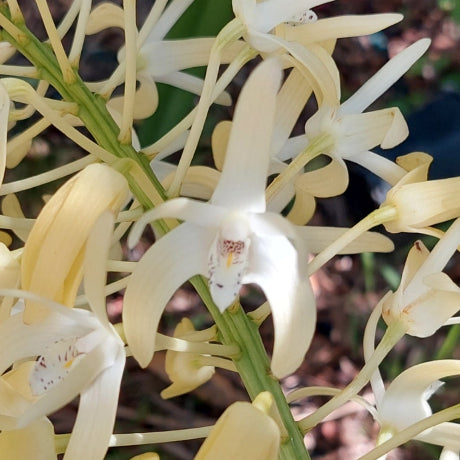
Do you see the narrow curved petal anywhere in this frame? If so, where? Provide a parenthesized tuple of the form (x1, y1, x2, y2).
(281, 13, 403, 44)
(161, 166, 219, 201)
(299, 226, 394, 254)
(340, 39, 431, 114)
(64, 350, 125, 460)
(244, 235, 315, 378)
(211, 58, 282, 212)
(347, 151, 406, 185)
(123, 223, 212, 367)
(86, 3, 125, 34)
(156, 71, 231, 106)
(128, 198, 226, 248)
(211, 120, 231, 172)
(379, 360, 460, 431)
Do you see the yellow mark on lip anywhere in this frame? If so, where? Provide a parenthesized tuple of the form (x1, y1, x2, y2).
(226, 252, 233, 268)
(64, 359, 74, 369)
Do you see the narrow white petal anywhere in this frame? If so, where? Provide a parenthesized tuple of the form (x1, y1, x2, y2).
(244, 235, 315, 377)
(147, 0, 195, 40)
(340, 38, 431, 114)
(128, 198, 226, 248)
(156, 71, 231, 105)
(123, 223, 212, 367)
(64, 350, 125, 460)
(211, 58, 282, 212)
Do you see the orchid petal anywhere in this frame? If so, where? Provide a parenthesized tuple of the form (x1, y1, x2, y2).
(146, 0, 195, 41)
(276, 134, 309, 162)
(297, 157, 348, 197)
(298, 226, 394, 254)
(123, 223, 212, 367)
(64, 350, 125, 460)
(272, 67, 312, 155)
(280, 13, 403, 44)
(128, 198, 226, 248)
(244, 235, 315, 377)
(211, 121, 231, 172)
(347, 151, 406, 185)
(379, 360, 460, 431)
(338, 108, 408, 154)
(341, 39, 431, 114)
(161, 166, 220, 201)
(86, 3, 124, 34)
(211, 58, 282, 212)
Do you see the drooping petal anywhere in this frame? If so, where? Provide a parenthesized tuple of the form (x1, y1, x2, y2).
(63, 350, 125, 460)
(244, 234, 315, 378)
(123, 223, 212, 367)
(211, 58, 282, 212)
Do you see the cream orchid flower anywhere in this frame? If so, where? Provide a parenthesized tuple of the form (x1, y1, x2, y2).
(377, 361, 460, 454)
(123, 58, 315, 378)
(0, 212, 125, 460)
(266, 38, 430, 209)
(380, 218, 460, 338)
(86, 0, 239, 115)
(194, 391, 280, 460)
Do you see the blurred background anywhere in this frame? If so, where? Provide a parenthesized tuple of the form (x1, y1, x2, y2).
(6, 0, 460, 458)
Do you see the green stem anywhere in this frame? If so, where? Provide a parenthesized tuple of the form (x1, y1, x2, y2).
(1, 7, 310, 458)
(191, 276, 310, 460)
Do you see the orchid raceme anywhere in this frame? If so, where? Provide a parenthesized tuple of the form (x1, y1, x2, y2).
(195, 391, 280, 460)
(0, 212, 125, 460)
(124, 58, 315, 379)
(377, 360, 460, 452)
(20, 163, 129, 323)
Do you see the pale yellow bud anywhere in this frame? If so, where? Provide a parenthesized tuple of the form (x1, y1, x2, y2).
(194, 392, 280, 460)
(21, 163, 129, 323)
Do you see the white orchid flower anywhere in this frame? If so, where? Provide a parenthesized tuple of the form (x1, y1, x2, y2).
(0, 212, 125, 460)
(381, 217, 460, 338)
(377, 360, 460, 454)
(123, 58, 315, 378)
(300, 38, 431, 194)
